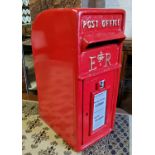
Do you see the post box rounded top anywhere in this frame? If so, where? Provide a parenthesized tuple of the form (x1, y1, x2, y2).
(33, 8, 125, 23)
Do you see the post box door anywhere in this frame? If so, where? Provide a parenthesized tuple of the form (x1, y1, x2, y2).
(82, 70, 117, 144)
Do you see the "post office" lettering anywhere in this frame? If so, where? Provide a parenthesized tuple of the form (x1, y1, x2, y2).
(82, 19, 120, 29)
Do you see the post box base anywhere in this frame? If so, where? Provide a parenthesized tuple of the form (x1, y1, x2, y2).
(74, 128, 113, 152)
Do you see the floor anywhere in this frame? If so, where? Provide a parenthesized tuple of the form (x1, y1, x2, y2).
(22, 100, 131, 155)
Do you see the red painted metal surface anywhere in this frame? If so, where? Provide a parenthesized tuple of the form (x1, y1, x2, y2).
(32, 8, 125, 151)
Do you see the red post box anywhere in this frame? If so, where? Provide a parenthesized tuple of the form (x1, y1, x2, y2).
(32, 8, 125, 151)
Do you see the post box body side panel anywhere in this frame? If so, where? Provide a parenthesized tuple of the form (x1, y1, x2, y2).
(31, 10, 79, 148)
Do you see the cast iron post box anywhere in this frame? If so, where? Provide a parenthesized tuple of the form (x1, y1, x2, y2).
(32, 8, 125, 151)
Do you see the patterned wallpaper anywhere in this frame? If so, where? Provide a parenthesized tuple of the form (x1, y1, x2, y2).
(22, 0, 31, 25)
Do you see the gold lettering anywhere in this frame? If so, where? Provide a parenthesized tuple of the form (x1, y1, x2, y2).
(82, 20, 87, 28)
(104, 53, 111, 67)
(89, 56, 97, 72)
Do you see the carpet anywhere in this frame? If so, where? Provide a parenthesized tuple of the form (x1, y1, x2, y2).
(22, 100, 131, 155)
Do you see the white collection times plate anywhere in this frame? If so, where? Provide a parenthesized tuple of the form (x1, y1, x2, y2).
(93, 90, 107, 131)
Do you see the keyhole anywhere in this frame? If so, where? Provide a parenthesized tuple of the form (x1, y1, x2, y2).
(86, 112, 88, 116)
